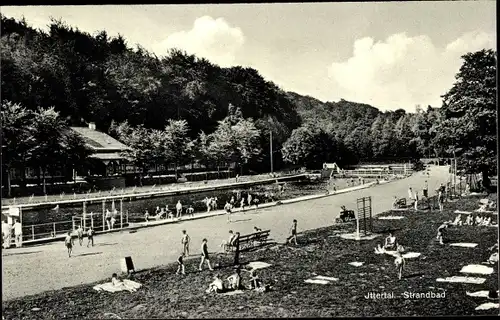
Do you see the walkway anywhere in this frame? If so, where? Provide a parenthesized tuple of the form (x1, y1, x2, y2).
(1, 167, 449, 301)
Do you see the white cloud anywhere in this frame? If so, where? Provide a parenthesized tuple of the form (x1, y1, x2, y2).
(327, 31, 496, 111)
(153, 16, 245, 67)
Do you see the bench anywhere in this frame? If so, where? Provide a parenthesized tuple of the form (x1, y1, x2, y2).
(237, 230, 271, 251)
(336, 210, 356, 223)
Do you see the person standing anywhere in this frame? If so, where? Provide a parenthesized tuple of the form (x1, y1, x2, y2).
(187, 205, 195, 217)
(199, 238, 214, 271)
(176, 200, 183, 219)
(286, 219, 298, 245)
(224, 201, 232, 223)
(64, 231, 74, 258)
(438, 190, 445, 212)
(76, 225, 84, 246)
(87, 226, 95, 247)
(181, 230, 190, 256)
(423, 180, 429, 198)
(247, 193, 253, 207)
(233, 231, 241, 266)
(414, 190, 419, 210)
(13, 219, 22, 248)
(105, 209, 112, 230)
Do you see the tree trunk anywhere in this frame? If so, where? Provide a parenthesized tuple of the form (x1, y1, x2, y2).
(7, 166, 12, 197)
(42, 167, 47, 195)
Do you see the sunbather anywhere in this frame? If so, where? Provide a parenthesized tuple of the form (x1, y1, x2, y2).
(206, 274, 225, 293)
(384, 233, 396, 250)
(451, 214, 461, 226)
(436, 223, 448, 245)
(227, 268, 242, 290)
(111, 273, 138, 292)
(465, 215, 473, 225)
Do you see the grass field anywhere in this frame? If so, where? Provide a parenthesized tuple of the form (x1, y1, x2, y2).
(2, 193, 497, 319)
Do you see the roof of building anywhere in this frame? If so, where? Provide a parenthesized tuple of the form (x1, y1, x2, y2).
(90, 152, 132, 161)
(70, 127, 130, 152)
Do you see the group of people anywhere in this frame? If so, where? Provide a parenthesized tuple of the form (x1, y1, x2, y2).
(144, 201, 195, 222)
(398, 181, 446, 211)
(450, 213, 494, 227)
(206, 267, 268, 294)
(2, 219, 23, 249)
(64, 225, 95, 257)
(175, 234, 214, 275)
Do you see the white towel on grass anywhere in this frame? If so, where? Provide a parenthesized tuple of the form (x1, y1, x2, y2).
(449, 243, 478, 248)
(454, 210, 472, 214)
(460, 264, 494, 275)
(304, 279, 330, 285)
(93, 279, 141, 293)
(466, 290, 499, 298)
(349, 262, 364, 267)
(475, 302, 499, 311)
(378, 216, 405, 220)
(436, 276, 485, 284)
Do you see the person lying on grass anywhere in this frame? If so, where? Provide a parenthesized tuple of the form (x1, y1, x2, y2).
(206, 274, 225, 293)
(451, 214, 462, 226)
(111, 273, 138, 292)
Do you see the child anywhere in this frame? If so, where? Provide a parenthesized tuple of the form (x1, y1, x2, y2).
(199, 238, 214, 271)
(144, 210, 150, 222)
(423, 180, 429, 198)
(64, 231, 73, 258)
(76, 225, 84, 246)
(253, 198, 260, 208)
(176, 253, 186, 275)
(176, 200, 183, 219)
(181, 230, 190, 256)
(87, 226, 95, 247)
(250, 269, 262, 289)
(286, 219, 298, 245)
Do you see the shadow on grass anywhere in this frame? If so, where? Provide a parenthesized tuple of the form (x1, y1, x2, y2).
(96, 243, 118, 247)
(2, 250, 43, 256)
(77, 252, 103, 257)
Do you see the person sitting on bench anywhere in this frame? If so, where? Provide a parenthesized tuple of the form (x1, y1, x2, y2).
(227, 267, 242, 290)
(392, 196, 400, 209)
(254, 226, 262, 232)
(206, 274, 225, 293)
(384, 233, 396, 250)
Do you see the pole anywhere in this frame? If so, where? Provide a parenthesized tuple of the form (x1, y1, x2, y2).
(102, 199, 105, 232)
(270, 131, 273, 174)
(120, 198, 123, 229)
(83, 201, 87, 230)
(32, 225, 35, 240)
(53, 222, 56, 237)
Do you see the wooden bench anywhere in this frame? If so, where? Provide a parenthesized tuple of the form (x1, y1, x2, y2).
(237, 230, 271, 251)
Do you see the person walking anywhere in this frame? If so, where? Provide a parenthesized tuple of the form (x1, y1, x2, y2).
(87, 226, 95, 247)
(199, 238, 214, 271)
(13, 219, 22, 248)
(76, 225, 84, 246)
(181, 230, 190, 256)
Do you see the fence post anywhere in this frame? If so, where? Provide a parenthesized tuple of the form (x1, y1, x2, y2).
(32, 225, 35, 240)
(120, 198, 123, 229)
(102, 199, 106, 232)
(53, 222, 56, 237)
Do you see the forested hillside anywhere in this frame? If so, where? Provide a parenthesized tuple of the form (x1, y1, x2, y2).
(1, 15, 497, 194)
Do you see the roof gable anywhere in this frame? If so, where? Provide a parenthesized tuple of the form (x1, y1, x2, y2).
(70, 127, 130, 152)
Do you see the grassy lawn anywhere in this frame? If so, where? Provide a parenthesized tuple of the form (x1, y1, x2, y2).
(2, 193, 498, 318)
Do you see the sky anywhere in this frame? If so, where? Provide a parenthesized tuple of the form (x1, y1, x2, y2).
(0, 2, 496, 112)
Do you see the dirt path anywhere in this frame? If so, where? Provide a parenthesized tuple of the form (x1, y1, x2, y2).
(1, 167, 449, 301)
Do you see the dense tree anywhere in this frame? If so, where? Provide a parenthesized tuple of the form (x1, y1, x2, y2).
(435, 49, 497, 181)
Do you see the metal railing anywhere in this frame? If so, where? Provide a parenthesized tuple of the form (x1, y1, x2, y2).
(2, 171, 301, 207)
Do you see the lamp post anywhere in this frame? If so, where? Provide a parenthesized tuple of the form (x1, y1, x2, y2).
(270, 131, 273, 174)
